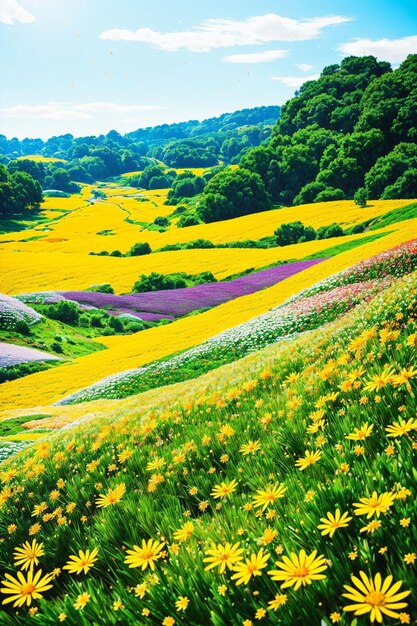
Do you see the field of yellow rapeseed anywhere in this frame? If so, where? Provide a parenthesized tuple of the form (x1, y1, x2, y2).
(1, 218, 416, 414)
(16, 155, 67, 163)
(121, 167, 215, 178)
(0, 231, 389, 295)
(1, 187, 411, 257)
(0, 178, 415, 295)
(123, 198, 412, 248)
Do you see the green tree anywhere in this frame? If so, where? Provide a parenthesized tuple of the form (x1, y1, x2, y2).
(365, 143, 417, 198)
(293, 182, 328, 205)
(0, 164, 43, 216)
(381, 170, 417, 199)
(7, 158, 45, 186)
(197, 168, 270, 223)
(274, 221, 316, 246)
(128, 242, 152, 256)
(314, 187, 345, 202)
(354, 187, 368, 207)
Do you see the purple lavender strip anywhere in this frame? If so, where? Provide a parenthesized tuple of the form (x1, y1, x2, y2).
(62, 259, 326, 318)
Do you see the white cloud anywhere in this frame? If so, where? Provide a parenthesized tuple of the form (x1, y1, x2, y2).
(222, 49, 288, 63)
(0, 102, 166, 120)
(271, 74, 320, 87)
(73, 102, 166, 113)
(100, 13, 353, 52)
(295, 63, 314, 71)
(338, 34, 417, 64)
(0, 0, 35, 25)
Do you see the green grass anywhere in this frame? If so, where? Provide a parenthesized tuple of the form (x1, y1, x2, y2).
(345, 201, 417, 236)
(221, 259, 297, 282)
(0, 214, 46, 234)
(20, 235, 46, 242)
(0, 273, 416, 625)
(96, 229, 115, 236)
(303, 231, 390, 260)
(0, 361, 58, 385)
(0, 414, 51, 437)
(369, 201, 417, 230)
(0, 317, 107, 361)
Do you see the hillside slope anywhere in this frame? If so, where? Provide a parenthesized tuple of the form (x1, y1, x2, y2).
(0, 265, 415, 625)
(1, 217, 416, 414)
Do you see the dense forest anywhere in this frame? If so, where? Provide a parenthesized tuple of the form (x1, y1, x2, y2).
(0, 105, 278, 179)
(264, 55, 417, 204)
(196, 54, 417, 222)
(0, 106, 278, 216)
(1, 55, 416, 220)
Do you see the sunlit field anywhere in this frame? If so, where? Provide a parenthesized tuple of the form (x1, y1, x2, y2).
(0, 266, 415, 624)
(1, 169, 417, 626)
(2, 14, 417, 624)
(1, 219, 416, 415)
(0, 181, 415, 295)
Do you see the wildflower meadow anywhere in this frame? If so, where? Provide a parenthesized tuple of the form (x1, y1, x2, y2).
(1, 45, 417, 624)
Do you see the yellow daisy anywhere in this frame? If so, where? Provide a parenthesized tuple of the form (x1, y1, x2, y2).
(343, 571, 410, 622)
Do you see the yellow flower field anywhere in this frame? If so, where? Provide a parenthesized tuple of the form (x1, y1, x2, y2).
(0, 269, 415, 624)
(1, 188, 411, 258)
(0, 308, 339, 426)
(0, 182, 415, 294)
(121, 167, 216, 177)
(1, 217, 416, 414)
(127, 198, 412, 248)
(16, 155, 67, 163)
(0, 230, 389, 295)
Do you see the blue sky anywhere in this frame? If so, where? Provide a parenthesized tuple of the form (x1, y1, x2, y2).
(1, 0, 416, 139)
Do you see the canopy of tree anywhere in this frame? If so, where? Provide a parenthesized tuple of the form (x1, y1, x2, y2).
(239, 55, 417, 205)
(0, 106, 280, 185)
(0, 164, 43, 216)
(197, 168, 271, 223)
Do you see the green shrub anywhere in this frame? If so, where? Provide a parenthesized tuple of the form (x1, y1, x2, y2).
(172, 205, 187, 215)
(128, 242, 152, 256)
(184, 239, 215, 249)
(88, 284, 115, 294)
(45, 301, 79, 325)
(108, 316, 123, 332)
(132, 271, 217, 293)
(274, 221, 317, 246)
(350, 223, 366, 234)
(90, 315, 104, 328)
(193, 271, 217, 285)
(132, 272, 187, 293)
(153, 216, 170, 227)
(14, 320, 31, 335)
(177, 214, 200, 228)
(317, 223, 345, 239)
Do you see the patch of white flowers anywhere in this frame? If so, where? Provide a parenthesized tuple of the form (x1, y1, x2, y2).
(0, 294, 42, 330)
